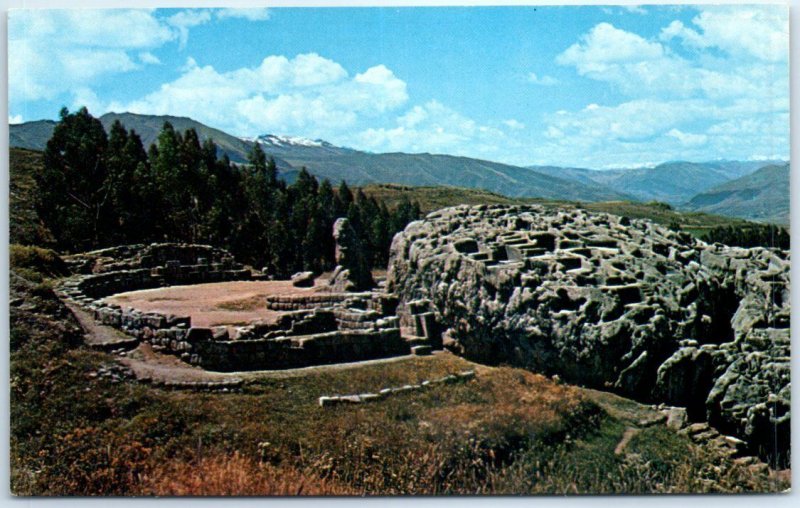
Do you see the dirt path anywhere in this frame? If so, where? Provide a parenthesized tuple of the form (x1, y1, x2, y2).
(581, 387, 669, 459)
(614, 427, 641, 456)
(581, 387, 665, 425)
(117, 341, 416, 385)
(65, 301, 138, 351)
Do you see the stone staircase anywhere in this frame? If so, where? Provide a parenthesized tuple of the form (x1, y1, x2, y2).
(400, 298, 443, 356)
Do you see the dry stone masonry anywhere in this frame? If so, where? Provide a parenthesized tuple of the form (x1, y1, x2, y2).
(386, 205, 790, 464)
(57, 243, 411, 373)
(318, 370, 476, 407)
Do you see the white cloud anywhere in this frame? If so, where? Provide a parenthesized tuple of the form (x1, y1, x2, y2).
(105, 53, 408, 139)
(503, 119, 525, 130)
(216, 8, 270, 21)
(541, 7, 789, 166)
(622, 6, 647, 15)
(8, 9, 209, 103)
(661, 6, 788, 62)
(554, 22, 703, 98)
(166, 10, 212, 49)
(139, 52, 162, 65)
(355, 100, 513, 158)
(527, 73, 558, 86)
(61, 49, 139, 81)
(11, 9, 175, 49)
(545, 126, 564, 139)
(71, 87, 105, 114)
(9, 114, 23, 124)
(283, 53, 348, 87)
(546, 99, 709, 143)
(666, 128, 707, 147)
(556, 23, 664, 74)
(535, 93, 787, 167)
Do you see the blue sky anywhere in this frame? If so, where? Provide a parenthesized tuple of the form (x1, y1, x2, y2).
(8, 5, 789, 168)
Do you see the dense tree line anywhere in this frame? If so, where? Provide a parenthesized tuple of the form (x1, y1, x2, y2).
(36, 107, 421, 275)
(702, 224, 789, 250)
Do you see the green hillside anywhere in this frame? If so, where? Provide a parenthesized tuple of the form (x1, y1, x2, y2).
(685, 164, 790, 225)
(9, 148, 55, 247)
(533, 161, 781, 205)
(360, 184, 755, 238)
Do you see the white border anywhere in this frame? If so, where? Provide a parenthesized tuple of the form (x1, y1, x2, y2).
(0, 1, 796, 506)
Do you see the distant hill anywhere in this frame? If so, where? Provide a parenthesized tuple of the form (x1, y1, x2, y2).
(527, 165, 607, 186)
(685, 164, 790, 225)
(360, 183, 531, 213)
(9, 113, 295, 170)
(250, 136, 630, 202)
(11, 115, 626, 202)
(9, 113, 783, 208)
(9, 120, 56, 152)
(532, 160, 783, 205)
(359, 183, 754, 240)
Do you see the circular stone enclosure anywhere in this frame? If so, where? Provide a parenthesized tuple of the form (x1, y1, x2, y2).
(103, 280, 321, 329)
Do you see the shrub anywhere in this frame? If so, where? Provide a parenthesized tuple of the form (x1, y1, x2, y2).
(646, 201, 673, 211)
(702, 224, 789, 249)
(10, 244, 69, 280)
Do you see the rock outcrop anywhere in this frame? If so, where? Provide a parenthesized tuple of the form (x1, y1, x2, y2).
(329, 218, 374, 292)
(386, 205, 790, 464)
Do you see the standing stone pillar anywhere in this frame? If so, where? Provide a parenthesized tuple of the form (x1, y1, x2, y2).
(329, 217, 373, 291)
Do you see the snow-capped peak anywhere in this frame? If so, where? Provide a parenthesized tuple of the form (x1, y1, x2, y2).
(247, 134, 331, 148)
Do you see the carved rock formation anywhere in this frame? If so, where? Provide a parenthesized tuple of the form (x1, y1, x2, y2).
(386, 204, 790, 464)
(329, 217, 374, 292)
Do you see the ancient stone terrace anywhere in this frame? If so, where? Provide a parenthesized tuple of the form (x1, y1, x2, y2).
(57, 243, 420, 373)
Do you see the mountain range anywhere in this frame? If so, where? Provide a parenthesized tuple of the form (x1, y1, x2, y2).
(531, 160, 782, 205)
(9, 113, 789, 224)
(684, 163, 790, 225)
(9, 113, 628, 202)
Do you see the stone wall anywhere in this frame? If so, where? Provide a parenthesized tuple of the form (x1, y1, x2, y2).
(57, 244, 410, 372)
(386, 205, 790, 465)
(265, 292, 398, 315)
(64, 243, 238, 274)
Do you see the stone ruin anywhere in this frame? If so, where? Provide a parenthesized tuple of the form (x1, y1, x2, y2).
(386, 204, 790, 464)
(328, 217, 374, 292)
(57, 242, 428, 373)
(53, 207, 790, 463)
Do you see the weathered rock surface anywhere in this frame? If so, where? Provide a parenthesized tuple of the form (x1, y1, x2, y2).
(386, 204, 790, 464)
(291, 271, 316, 287)
(329, 218, 373, 291)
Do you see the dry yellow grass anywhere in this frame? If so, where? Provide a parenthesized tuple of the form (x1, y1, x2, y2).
(141, 452, 356, 496)
(424, 369, 583, 436)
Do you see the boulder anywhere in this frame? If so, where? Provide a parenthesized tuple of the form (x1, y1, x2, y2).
(291, 271, 316, 287)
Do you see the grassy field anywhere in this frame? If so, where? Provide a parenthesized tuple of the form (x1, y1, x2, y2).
(360, 183, 759, 239)
(10, 259, 786, 495)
